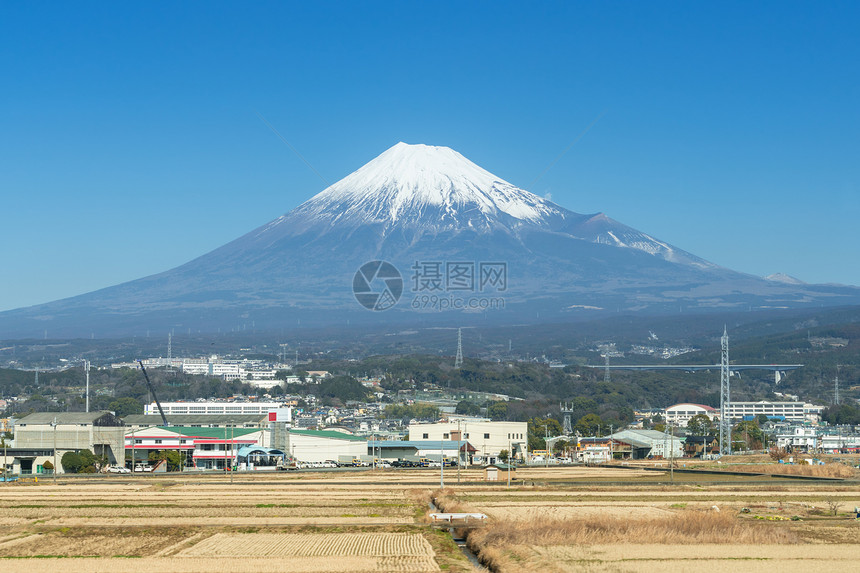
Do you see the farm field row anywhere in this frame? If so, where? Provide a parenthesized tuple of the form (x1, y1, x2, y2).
(2, 466, 859, 572)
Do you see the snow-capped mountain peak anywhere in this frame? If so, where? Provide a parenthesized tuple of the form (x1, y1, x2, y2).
(252, 142, 711, 269)
(298, 142, 561, 225)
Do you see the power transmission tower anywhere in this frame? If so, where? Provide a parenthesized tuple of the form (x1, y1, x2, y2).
(560, 402, 573, 435)
(167, 332, 172, 361)
(454, 328, 463, 369)
(834, 364, 840, 406)
(719, 326, 731, 455)
(604, 353, 610, 383)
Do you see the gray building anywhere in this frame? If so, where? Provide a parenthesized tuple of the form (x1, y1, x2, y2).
(13, 411, 126, 471)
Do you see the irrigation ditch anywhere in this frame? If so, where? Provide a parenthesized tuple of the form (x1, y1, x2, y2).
(429, 495, 491, 572)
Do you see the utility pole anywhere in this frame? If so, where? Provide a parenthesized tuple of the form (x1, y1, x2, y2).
(669, 421, 674, 483)
(543, 424, 549, 469)
(230, 422, 234, 483)
(224, 425, 228, 478)
(51, 417, 57, 484)
(440, 438, 444, 489)
(507, 438, 511, 487)
(84, 360, 90, 413)
(609, 424, 613, 461)
(456, 420, 461, 484)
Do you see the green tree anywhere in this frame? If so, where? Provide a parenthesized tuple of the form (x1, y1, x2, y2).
(455, 400, 481, 416)
(149, 449, 181, 471)
(487, 401, 508, 421)
(732, 421, 764, 450)
(108, 397, 143, 417)
(552, 439, 570, 455)
(60, 449, 98, 473)
(61, 451, 81, 473)
(382, 403, 440, 420)
(574, 413, 603, 436)
(498, 449, 509, 463)
(686, 414, 713, 436)
(822, 404, 860, 425)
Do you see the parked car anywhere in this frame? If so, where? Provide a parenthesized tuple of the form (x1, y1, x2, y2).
(106, 465, 131, 474)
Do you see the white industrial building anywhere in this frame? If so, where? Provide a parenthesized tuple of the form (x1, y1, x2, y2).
(145, 401, 286, 416)
(666, 401, 825, 426)
(408, 420, 527, 464)
(664, 403, 717, 427)
(725, 401, 822, 423)
(283, 429, 367, 463)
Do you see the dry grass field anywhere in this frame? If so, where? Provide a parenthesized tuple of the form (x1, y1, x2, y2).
(1, 465, 859, 572)
(434, 465, 860, 573)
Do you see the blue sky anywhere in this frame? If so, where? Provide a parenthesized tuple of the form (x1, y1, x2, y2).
(1, 2, 858, 312)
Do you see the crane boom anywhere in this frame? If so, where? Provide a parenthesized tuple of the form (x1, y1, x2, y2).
(138, 360, 168, 426)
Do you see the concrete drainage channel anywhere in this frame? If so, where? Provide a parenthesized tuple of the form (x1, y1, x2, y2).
(429, 499, 490, 572)
(451, 533, 488, 571)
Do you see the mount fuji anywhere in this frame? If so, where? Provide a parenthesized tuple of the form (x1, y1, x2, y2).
(2, 142, 858, 337)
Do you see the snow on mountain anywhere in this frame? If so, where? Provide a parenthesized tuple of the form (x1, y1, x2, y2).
(765, 273, 806, 285)
(257, 142, 704, 266)
(3, 141, 859, 338)
(275, 142, 563, 238)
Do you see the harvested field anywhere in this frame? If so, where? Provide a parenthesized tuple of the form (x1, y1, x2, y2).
(0, 529, 186, 557)
(480, 504, 675, 520)
(524, 543, 860, 573)
(1, 556, 440, 573)
(180, 531, 433, 557)
(2, 467, 858, 572)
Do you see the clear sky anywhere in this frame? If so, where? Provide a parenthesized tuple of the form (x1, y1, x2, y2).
(1, 2, 858, 312)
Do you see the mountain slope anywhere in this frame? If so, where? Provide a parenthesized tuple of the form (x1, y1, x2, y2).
(1, 142, 858, 338)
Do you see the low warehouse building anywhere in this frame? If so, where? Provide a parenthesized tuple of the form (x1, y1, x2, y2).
(282, 429, 366, 463)
(14, 412, 125, 472)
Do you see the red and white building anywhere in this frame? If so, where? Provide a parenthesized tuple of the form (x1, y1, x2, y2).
(125, 426, 266, 470)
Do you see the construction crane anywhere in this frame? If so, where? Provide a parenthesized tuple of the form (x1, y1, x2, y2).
(138, 360, 168, 427)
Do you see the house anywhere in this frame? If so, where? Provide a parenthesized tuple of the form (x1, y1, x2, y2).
(683, 435, 719, 457)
